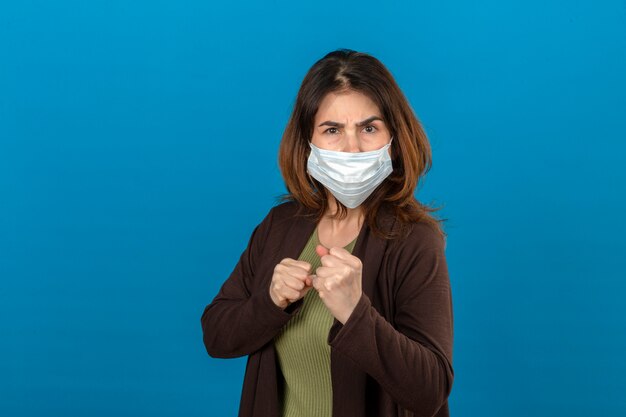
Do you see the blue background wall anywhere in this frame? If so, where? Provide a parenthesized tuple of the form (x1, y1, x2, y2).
(1, 0, 625, 416)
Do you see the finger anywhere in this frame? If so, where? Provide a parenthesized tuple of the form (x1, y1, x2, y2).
(313, 266, 327, 278)
(301, 285, 314, 297)
(326, 248, 362, 269)
(315, 244, 330, 258)
(287, 265, 313, 280)
(282, 258, 312, 273)
(318, 255, 344, 268)
(328, 246, 352, 260)
(304, 275, 313, 287)
(282, 287, 301, 302)
(315, 266, 351, 284)
(276, 262, 311, 280)
(311, 274, 325, 291)
(282, 276, 306, 291)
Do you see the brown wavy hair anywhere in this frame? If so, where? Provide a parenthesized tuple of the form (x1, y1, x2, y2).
(275, 48, 447, 241)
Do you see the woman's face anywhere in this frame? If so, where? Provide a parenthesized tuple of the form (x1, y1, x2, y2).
(311, 90, 392, 154)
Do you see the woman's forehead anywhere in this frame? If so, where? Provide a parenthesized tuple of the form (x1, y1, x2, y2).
(315, 90, 382, 122)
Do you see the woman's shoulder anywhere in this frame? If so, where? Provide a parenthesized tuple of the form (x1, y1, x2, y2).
(266, 199, 315, 223)
(387, 218, 448, 286)
(391, 217, 447, 255)
(254, 200, 311, 235)
(268, 200, 301, 217)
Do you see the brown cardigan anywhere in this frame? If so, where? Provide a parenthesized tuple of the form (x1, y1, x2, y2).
(200, 201, 454, 417)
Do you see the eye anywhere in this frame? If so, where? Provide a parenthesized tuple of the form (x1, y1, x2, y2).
(324, 127, 340, 135)
(363, 125, 377, 133)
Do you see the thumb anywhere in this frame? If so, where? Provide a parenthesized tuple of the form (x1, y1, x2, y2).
(316, 244, 330, 258)
(302, 284, 314, 297)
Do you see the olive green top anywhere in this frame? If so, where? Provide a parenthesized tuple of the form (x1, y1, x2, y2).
(273, 227, 359, 417)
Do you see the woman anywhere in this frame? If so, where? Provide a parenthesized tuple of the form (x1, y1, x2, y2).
(200, 48, 454, 417)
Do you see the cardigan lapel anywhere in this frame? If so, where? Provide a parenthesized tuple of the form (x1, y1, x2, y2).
(352, 203, 396, 304)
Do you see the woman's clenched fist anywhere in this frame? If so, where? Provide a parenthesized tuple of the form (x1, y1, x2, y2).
(311, 244, 363, 324)
(269, 258, 315, 309)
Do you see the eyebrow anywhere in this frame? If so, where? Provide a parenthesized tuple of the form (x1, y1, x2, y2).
(317, 116, 384, 128)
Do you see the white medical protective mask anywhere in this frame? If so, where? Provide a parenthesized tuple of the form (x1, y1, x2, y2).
(306, 137, 394, 208)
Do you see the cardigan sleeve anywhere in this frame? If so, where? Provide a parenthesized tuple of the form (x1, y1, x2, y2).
(327, 225, 454, 417)
(200, 206, 303, 359)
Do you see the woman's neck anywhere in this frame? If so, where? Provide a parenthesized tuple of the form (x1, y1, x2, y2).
(323, 195, 364, 232)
